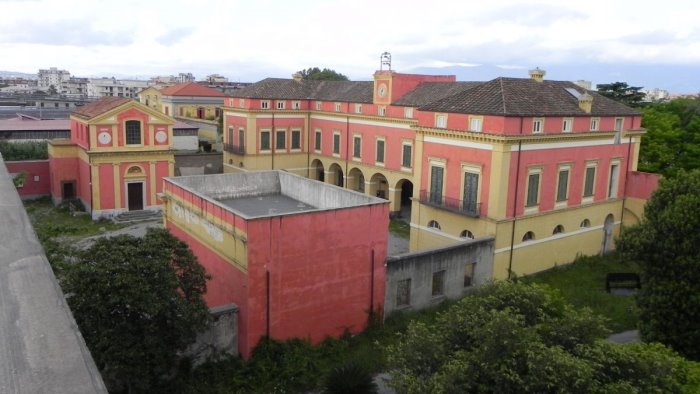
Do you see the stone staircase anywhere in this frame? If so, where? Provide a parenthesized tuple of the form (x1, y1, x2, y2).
(112, 210, 162, 224)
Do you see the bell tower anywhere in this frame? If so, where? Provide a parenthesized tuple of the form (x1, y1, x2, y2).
(374, 52, 393, 105)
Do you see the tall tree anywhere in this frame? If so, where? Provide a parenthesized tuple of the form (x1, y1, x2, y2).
(60, 228, 210, 391)
(597, 81, 645, 107)
(618, 170, 700, 361)
(297, 67, 349, 81)
(386, 282, 693, 393)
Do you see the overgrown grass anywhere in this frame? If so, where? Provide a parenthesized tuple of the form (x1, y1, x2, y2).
(389, 219, 410, 239)
(23, 197, 126, 240)
(521, 253, 640, 332)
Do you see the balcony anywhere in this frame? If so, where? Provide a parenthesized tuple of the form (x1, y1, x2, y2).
(223, 143, 245, 155)
(419, 190, 480, 217)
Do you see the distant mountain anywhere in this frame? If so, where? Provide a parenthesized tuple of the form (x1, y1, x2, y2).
(0, 71, 36, 79)
(404, 64, 700, 94)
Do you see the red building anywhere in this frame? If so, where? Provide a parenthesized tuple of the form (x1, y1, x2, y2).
(162, 171, 389, 357)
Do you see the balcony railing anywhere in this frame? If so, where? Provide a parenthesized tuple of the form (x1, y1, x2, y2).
(419, 190, 480, 217)
(223, 143, 245, 155)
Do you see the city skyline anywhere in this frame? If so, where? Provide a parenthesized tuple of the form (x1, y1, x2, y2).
(2, 0, 699, 92)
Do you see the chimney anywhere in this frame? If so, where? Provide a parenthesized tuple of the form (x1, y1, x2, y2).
(578, 93, 593, 113)
(528, 67, 546, 82)
(292, 72, 303, 82)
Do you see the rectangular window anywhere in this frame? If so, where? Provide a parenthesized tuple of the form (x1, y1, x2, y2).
(355, 104, 362, 114)
(469, 117, 482, 132)
(260, 100, 270, 109)
(590, 117, 599, 131)
(532, 118, 543, 134)
(402, 143, 412, 168)
(563, 117, 573, 133)
(430, 166, 444, 204)
(608, 163, 620, 198)
(432, 270, 445, 297)
(463, 172, 479, 214)
(316, 101, 322, 110)
(584, 166, 596, 197)
(614, 117, 624, 131)
(291, 130, 301, 150)
(333, 132, 340, 155)
(526, 172, 540, 207)
(260, 130, 270, 150)
(227, 126, 234, 145)
(334, 103, 341, 112)
(238, 128, 245, 151)
(315, 130, 321, 152)
(292, 101, 300, 110)
(353, 136, 361, 158)
(376, 139, 385, 163)
(276, 130, 286, 150)
(378, 106, 386, 116)
(396, 279, 411, 307)
(436, 114, 447, 128)
(464, 263, 475, 287)
(125, 120, 141, 145)
(276, 101, 285, 110)
(404, 107, 413, 119)
(239, 98, 245, 108)
(556, 168, 570, 202)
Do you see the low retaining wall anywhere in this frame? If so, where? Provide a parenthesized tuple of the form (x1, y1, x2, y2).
(384, 238, 494, 317)
(5, 159, 51, 199)
(185, 303, 239, 365)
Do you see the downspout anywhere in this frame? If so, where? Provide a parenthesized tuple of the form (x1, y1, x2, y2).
(271, 112, 275, 170)
(369, 248, 375, 319)
(507, 117, 524, 279)
(307, 103, 311, 178)
(345, 113, 350, 187)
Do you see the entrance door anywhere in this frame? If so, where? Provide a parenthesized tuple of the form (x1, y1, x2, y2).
(62, 181, 75, 200)
(127, 182, 144, 211)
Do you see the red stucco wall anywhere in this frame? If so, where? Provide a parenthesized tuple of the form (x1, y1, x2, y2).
(5, 160, 51, 198)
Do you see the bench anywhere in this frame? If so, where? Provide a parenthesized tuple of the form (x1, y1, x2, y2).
(606, 272, 641, 293)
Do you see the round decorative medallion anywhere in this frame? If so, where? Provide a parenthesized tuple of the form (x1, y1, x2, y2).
(98, 131, 111, 145)
(378, 83, 387, 98)
(155, 130, 167, 143)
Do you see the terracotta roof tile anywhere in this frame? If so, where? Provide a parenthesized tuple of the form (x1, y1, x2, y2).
(420, 77, 640, 116)
(393, 82, 482, 106)
(159, 82, 225, 97)
(233, 78, 373, 103)
(72, 97, 131, 119)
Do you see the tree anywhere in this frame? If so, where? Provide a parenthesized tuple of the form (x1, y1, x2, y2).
(60, 228, 210, 392)
(47, 84, 58, 95)
(297, 67, 349, 81)
(617, 170, 700, 360)
(597, 81, 646, 107)
(386, 281, 693, 393)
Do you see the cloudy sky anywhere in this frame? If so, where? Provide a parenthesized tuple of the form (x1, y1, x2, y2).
(2, 0, 699, 92)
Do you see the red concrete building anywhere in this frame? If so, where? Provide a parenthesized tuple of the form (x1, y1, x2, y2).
(162, 171, 389, 357)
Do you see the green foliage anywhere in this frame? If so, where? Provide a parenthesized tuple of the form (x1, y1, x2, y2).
(12, 170, 27, 187)
(386, 281, 692, 393)
(61, 228, 209, 391)
(640, 98, 700, 176)
(23, 197, 125, 240)
(389, 219, 410, 239)
(521, 253, 640, 332)
(47, 84, 58, 95)
(596, 81, 646, 107)
(0, 140, 48, 160)
(324, 361, 377, 394)
(618, 170, 700, 360)
(297, 67, 349, 81)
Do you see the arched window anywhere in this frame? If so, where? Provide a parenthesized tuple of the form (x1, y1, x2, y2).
(522, 231, 535, 242)
(553, 225, 565, 235)
(460, 229, 475, 239)
(428, 220, 441, 230)
(125, 120, 141, 145)
(580, 219, 591, 228)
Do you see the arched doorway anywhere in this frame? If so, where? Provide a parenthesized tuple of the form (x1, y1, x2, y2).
(197, 107, 205, 119)
(601, 214, 615, 254)
(311, 159, 324, 182)
(348, 167, 365, 193)
(395, 179, 413, 219)
(328, 163, 344, 187)
(369, 173, 388, 199)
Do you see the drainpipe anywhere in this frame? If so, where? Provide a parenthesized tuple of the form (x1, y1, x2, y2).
(271, 112, 275, 170)
(307, 104, 311, 178)
(345, 114, 350, 187)
(369, 248, 375, 319)
(507, 117, 524, 279)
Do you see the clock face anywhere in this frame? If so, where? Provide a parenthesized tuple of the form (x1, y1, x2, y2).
(155, 130, 167, 143)
(98, 131, 111, 145)
(378, 83, 387, 98)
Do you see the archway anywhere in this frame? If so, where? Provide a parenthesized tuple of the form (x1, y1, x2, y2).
(328, 163, 344, 187)
(395, 179, 413, 219)
(348, 167, 365, 193)
(601, 214, 615, 254)
(369, 173, 388, 199)
(311, 159, 324, 182)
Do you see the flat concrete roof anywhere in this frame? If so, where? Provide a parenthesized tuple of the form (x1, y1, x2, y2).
(166, 170, 388, 219)
(0, 155, 107, 393)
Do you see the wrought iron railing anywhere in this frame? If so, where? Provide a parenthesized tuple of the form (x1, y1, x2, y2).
(419, 190, 480, 217)
(223, 143, 245, 155)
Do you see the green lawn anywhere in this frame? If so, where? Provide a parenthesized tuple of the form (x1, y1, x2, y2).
(389, 219, 410, 238)
(23, 197, 127, 240)
(521, 253, 640, 332)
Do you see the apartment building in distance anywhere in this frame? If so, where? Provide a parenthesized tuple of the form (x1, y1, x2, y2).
(220, 66, 657, 279)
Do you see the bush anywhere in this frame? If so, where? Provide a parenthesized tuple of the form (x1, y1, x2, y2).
(0, 141, 48, 160)
(324, 361, 377, 394)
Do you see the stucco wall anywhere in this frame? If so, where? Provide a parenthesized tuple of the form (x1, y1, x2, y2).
(384, 238, 494, 317)
(5, 160, 51, 199)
